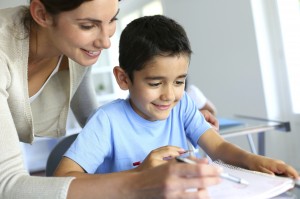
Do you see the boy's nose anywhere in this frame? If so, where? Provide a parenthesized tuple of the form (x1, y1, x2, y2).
(161, 85, 175, 101)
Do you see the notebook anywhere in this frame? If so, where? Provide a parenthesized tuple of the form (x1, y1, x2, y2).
(208, 161, 295, 199)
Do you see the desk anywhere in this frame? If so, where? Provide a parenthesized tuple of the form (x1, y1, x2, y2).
(275, 187, 300, 198)
(219, 115, 291, 155)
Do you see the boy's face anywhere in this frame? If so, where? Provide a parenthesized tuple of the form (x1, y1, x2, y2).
(128, 55, 189, 121)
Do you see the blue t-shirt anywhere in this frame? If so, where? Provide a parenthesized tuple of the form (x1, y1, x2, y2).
(65, 92, 211, 173)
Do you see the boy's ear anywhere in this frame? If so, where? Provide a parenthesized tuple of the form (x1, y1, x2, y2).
(30, 0, 53, 27)
(113, 66, 130, 90)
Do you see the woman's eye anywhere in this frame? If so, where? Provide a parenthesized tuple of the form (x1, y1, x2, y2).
(80, 25, 94, 30)
(110, 17, 118, 23)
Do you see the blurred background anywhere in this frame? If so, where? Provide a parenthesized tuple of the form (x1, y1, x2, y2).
(2, 0, 299, 173)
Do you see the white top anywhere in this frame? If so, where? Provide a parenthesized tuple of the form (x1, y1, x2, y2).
(29, 55, 62, 103)
(186, 84, 207, 109)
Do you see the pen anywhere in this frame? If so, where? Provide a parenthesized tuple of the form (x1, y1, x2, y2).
(132, 149, 199, 166)
(133, 161, 141, 166)
(219, 172, 249, 185)
(185, 148, 200, 156)
(175, 156, 249, 186)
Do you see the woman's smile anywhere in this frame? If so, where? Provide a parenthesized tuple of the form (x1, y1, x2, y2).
(81, 49, 101, 58)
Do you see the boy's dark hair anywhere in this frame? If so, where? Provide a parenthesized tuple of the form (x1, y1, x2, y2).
(119, 15, 192, 82)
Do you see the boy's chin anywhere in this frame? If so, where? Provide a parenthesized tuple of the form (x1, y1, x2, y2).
(153, 115, 170, 121)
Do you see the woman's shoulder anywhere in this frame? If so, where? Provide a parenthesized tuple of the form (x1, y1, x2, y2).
(0, 6, 29, 62)
(0, 6, 28, 34)
(0, 6, 23, 18)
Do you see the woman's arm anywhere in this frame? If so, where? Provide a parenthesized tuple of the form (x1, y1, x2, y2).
(56, 157, 222, 199)
(0, 57, 74, 199)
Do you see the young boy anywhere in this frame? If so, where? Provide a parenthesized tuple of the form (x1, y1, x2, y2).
(55, 15, 298, 178)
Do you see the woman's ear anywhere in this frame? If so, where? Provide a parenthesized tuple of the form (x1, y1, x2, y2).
(113, 66, 130, 90)
(30, 0, 53, 27)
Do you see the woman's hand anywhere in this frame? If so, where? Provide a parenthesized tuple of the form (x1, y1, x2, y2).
(128, 158, 222, 199)
(200, 110, 219, 131)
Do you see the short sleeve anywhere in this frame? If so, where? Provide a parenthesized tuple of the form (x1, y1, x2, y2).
(64, 108, 111, 174)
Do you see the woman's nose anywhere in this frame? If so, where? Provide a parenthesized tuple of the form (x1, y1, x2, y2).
(94, 33, 111, 49)
(94, 24, 115, 49)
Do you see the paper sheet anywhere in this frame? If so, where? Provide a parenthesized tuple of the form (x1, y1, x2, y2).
(208, 161, 294, 199)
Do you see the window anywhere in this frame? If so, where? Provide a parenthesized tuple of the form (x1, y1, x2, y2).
(276, 0, 300, 113)
(251, 0, 300, 117)
(142, 1, 163, 16)
(120, 0, 163, 30)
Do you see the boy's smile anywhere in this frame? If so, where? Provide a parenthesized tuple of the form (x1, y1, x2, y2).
(128, 54, 189, 121)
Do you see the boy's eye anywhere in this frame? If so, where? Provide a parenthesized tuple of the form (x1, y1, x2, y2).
(175, 80, 185, 85)
(149, 82, 161, 87)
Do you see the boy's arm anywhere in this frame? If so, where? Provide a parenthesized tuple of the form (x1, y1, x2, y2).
(198, 129, 251, 169)
(198, 129, 299, 178)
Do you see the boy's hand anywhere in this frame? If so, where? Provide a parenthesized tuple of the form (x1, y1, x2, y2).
(249, 155, 299, 179)
(134, 145, 186, 171)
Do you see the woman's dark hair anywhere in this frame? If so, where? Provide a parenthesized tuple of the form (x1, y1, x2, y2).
(38, 0, 93, 15)
(23, 0, 121, 32)
(23, 0, 92, 33)
(119, 15, 192, 82)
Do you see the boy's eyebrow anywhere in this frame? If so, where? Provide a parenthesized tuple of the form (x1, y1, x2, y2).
(178, 74, 188, 79)
(76, 9, 120, 23)
(145, 74, 187, 80)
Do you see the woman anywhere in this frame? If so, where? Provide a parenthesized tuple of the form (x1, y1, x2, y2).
(0, 0, 221, 198)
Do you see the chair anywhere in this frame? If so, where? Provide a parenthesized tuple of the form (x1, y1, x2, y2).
(45, 133, 78, 176)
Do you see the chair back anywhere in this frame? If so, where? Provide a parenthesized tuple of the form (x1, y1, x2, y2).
(45, 133, 78, 176)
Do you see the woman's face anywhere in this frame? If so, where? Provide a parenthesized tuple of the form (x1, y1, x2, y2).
(46, 0, 119, 66)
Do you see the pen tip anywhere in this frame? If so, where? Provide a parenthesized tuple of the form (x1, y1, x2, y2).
(241, 179, 249, 186)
